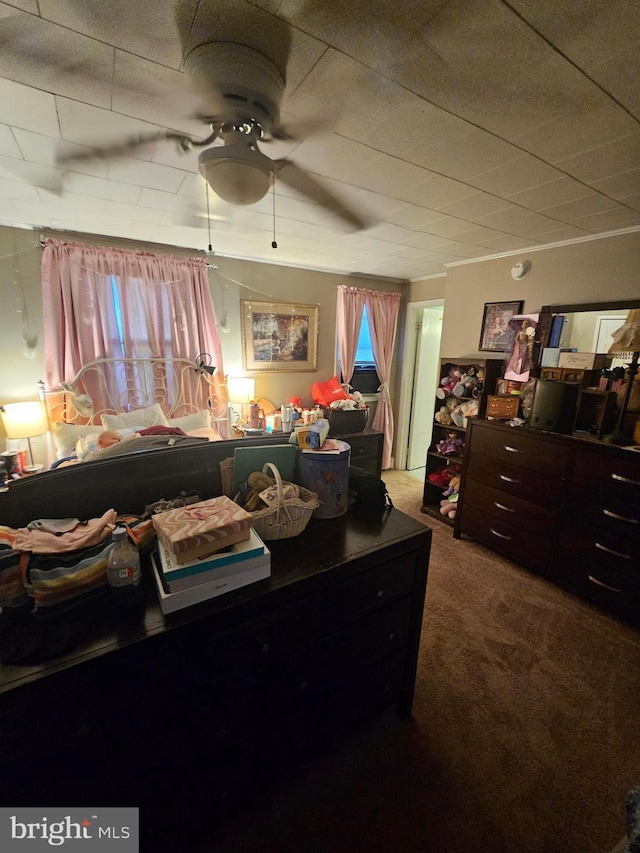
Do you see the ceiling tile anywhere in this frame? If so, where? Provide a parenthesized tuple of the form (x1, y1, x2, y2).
(0, 6, 114, 108)
(469, 154, 565, 197)
(0, 125, 21, 158)
(538, 194, 620, 222)
(0, 78, 59, 137)
(505, 177, 592, 210)
(39, 0, 196, 68)
(435, 192, 511, 219)
(556, 133, 640, 184)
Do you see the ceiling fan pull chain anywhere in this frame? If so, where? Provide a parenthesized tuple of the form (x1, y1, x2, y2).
(271, 182, 278, 249)
(206, 183, 213, 253)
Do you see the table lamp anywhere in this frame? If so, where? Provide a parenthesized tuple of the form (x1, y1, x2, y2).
(226, 376, 255, 426)
(605, 308, 640, 445)
(0, 400, 48, 470)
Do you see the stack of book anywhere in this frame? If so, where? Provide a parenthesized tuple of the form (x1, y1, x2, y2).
(150, 495, 271, 613)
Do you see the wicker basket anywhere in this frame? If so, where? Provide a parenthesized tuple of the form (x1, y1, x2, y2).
(250, 462, 319, 541)
(322, 406, 369, 436)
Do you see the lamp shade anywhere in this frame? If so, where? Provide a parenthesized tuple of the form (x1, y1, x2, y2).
(608, 309, 640, 354)
(1, 400, 48, 439)
(227, 377, 255, 405)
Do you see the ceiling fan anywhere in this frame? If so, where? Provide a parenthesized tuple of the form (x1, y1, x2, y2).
(57, 41, 368, 231)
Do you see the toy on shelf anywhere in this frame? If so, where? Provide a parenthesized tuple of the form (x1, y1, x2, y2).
(436, 432, 465, 456)
(427, 463, 461, 488)
(440, 474, 461, 520)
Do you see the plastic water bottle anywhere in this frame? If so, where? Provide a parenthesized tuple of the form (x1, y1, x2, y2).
(107, 526, 141, 605)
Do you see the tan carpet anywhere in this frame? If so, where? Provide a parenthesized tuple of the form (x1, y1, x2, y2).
(195, 471, 640, 853)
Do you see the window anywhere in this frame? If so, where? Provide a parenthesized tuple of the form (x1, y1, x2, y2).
(348, 306, 380, 393)
(355, 305, 375, 367)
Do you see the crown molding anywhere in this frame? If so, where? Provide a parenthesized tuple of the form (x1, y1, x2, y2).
(442, 225, 640, 269)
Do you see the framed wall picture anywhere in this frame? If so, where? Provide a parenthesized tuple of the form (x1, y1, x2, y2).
(479, 300, 524, 352)
(241, 300, 319, 372)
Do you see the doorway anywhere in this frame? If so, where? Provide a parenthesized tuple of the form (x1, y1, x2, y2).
(396, 299, 444, 475)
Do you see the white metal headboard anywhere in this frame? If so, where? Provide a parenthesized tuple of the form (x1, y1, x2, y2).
(42, 356, 226, 427)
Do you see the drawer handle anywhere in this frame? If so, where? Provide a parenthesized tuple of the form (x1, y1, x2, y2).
(603, 508, 638, 525)
(595, 542, 631, 560)
(494, 501, 515, 513)
(490, 528, 512, 541)
(588, 575, 622, 593)
(499, 475, 520, 484)
(611, 473, 640, 486)
(504, 445, 522, 453)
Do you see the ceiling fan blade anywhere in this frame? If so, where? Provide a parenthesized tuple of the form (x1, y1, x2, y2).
(273, 160, 368, 231)
(265, 115, 334, 143)
(56, 132, 168, 166)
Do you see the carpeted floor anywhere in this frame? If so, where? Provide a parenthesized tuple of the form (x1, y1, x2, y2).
(190, 471, 639, 853)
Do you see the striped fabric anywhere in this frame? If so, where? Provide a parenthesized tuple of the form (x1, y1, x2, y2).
(25, 539, 112, 615)
(0, 524, 30, 608)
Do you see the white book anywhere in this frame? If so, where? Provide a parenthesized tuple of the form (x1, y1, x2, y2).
(158, 528, 267, 588)
(151, 552, 271, 614)
(160, 543, 271, 593)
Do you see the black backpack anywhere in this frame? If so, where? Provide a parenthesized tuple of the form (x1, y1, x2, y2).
(348, 466, 393, 511)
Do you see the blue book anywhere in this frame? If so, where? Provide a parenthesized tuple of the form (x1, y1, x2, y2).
(157, 528, 266, 589)
(549, 315, 565, 348)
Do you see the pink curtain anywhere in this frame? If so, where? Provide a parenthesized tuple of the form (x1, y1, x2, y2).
(337, 285, 367, 388)
(365, 290, 401, 470)
(41, 238, 228, 435)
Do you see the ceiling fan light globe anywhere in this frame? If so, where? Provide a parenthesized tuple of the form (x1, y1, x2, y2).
(203, 160, 271, 205)
(198, 144, 273, 205)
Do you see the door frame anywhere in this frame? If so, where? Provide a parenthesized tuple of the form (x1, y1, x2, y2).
(395, 298, 444, 471)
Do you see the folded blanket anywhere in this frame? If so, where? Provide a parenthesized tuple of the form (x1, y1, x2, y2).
(13, 509, 117, 554)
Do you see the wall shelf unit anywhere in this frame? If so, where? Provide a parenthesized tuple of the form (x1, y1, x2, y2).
(422, 358, 503, 525)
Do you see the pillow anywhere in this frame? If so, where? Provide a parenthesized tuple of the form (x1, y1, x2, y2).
(101, 403, 168, 431)
(167, 409, 211, 431)
(51, 422, 102, 459)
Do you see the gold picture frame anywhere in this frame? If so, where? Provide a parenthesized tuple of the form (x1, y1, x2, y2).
(240, 300, 319, 372)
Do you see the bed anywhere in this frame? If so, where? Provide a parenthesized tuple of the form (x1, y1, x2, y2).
(42, 356, 227, 466)
(0, 357, 290, 528)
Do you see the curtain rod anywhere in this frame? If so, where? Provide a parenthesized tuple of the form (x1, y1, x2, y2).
(37, 232, 217, 268)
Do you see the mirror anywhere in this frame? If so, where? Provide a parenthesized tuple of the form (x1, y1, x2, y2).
(541, 300, 638, 368)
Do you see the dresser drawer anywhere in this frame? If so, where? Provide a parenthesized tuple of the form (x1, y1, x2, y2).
(572, 448, 640, 500)
(459, 504, 551, 573)
(554, 548, 640, 615)
(558, 524, 639, 571)
(326, 552, 415, 626)
(465, 453, 562, 508)
(469, 424, 571, 476)
(565, 483, 640, 539)
(280, 596, 412, 705)
(346, 433, 383, 475)
(463, 479, 556, 533)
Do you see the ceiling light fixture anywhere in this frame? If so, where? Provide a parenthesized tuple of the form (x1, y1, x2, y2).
(198, 141, 273, 206)
(511, 260, 532, 280)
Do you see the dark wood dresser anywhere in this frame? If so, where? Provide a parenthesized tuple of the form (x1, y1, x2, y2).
(330, 428, 384, 477)
(0, 509, 430, 839)
(456, 418, 640, 620)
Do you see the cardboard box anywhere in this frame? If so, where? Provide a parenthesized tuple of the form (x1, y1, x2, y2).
(557, 352, 607, 371)
(151, 550, 271, 614)
(157, 527, 268, 592)
(152, 495, 252, 565)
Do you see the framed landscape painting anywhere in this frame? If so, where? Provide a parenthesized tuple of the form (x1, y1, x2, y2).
(479, 300, 524, 352)
(241, 300, 319, 372)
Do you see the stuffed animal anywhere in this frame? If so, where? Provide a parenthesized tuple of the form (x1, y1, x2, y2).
(439, 499, 457, 519)
(440, 474, 461, 519)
